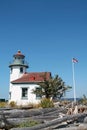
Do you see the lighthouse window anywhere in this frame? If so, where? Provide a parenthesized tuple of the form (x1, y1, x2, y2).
(21, 88, 28, 99)
(20, 67, 23, 73)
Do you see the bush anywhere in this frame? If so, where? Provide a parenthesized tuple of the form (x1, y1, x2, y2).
(9, 101, 16, 107)
(79, 96, 87, 105)
(40, 98, 54, 108)
(0, 102, 7, 107)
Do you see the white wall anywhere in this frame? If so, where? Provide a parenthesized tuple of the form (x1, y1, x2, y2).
(9, 84, 41, 105)
(10, 66, 26, 82)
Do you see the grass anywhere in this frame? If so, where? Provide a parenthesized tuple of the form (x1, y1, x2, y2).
(0, 102, 7, 107)
(17, 120, 40, 128)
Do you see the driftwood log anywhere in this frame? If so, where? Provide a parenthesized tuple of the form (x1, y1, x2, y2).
(0, 107, 67, 119)
(0, 106, 87, 130)
(54, 124, 87, 130)
(3, 112, 87, 130)
(0, 107, 66, 129)
(9, 112, 87, 130)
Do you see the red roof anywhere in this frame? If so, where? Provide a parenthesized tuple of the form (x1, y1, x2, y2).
(11, 72, 51, 84)
(13, 50, 25, 58)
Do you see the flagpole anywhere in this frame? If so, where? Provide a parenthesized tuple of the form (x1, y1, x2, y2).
(72, 61, 76, 102)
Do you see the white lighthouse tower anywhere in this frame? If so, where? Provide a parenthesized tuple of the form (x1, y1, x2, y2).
(9, 50, 29, 103)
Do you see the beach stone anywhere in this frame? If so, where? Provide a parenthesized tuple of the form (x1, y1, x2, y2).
(79, 123, 87, 129)
(84, 116, 87, 123)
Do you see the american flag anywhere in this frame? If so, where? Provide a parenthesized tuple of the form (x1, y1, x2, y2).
(72, 58, 78, 63)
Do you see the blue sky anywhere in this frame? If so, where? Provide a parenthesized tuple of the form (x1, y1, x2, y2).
(0, 0, 87, 100)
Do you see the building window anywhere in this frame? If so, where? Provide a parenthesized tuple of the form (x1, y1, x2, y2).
(21, 88, 28, 99)
(36, 87, 42, 99)
(20, 67, 23, 73)
(22, 60, 24, 64)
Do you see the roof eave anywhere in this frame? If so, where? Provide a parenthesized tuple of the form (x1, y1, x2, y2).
(11, 81, 44, 84)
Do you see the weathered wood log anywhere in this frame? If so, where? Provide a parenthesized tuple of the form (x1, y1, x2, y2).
(53, 124, 87, 130)
(0, 107, 61, 129)
(84, 116, 87, 123)
(10, 112, 87, 130)
(0, 107, 67, 119)
(0, 108, 58, 117)
(0, 106, 86, 130)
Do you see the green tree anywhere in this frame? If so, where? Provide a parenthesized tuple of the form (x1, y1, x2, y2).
(33, 74, 71, 100)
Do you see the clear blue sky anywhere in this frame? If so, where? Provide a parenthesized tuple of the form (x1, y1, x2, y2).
(0, 0, 87, 100)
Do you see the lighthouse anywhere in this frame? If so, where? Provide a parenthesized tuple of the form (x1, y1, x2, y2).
(9, 50, 29, 103)
(8, 50, 51, 105)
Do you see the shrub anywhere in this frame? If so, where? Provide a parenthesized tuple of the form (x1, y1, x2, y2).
(9, 101, 16, 107)
(79, 95, 87, 105)
(40, 98, 54, 108)
(0, 102, 7, 107)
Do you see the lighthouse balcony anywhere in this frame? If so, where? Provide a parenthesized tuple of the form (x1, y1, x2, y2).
(9, 60, 29, 68)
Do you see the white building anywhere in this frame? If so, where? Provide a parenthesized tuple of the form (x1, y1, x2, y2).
(9, 50, 51, 105)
